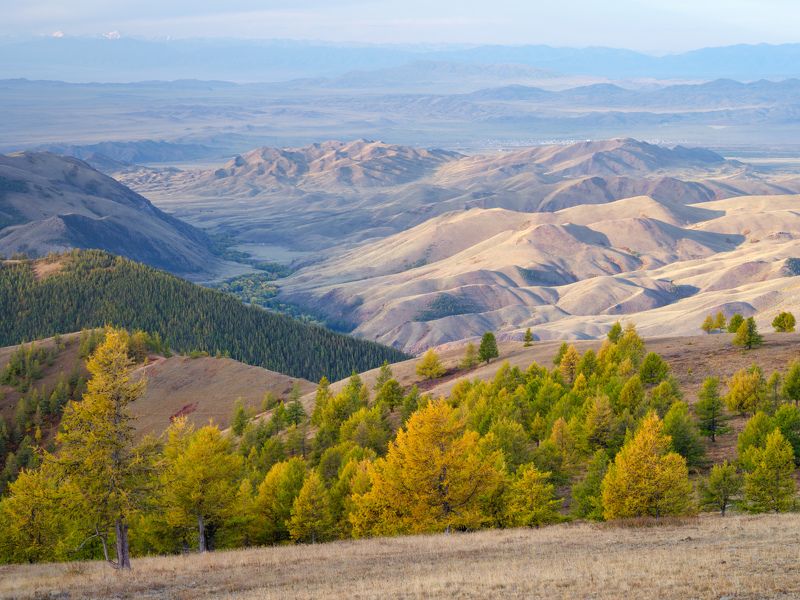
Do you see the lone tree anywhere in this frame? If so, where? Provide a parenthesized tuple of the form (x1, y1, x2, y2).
(478, 332, 499, 364)
(416, 349, 446, 380)
(733, 317, 763, 350)
(523, 328, 534, 347)
(695, 377, 730, 442)
(772, 311, 796, 333)
(55, 328, 148, 569)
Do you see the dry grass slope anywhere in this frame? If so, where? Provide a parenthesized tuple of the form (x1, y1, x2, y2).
(2, 513, 799, 599)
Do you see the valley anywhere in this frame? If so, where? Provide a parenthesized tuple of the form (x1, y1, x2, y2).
(105, 137, 800, 352)
(2, 18, 800, 596)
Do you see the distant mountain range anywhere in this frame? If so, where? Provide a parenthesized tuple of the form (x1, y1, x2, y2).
(2, 37, 800, 82)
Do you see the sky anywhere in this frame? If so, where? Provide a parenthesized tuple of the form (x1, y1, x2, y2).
(3, 0, 799, 53)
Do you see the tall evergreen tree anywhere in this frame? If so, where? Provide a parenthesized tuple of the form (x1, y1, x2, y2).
(523, 328, 534, 347)
(478, 332, 499, 364)
(695, 377, 729, 442)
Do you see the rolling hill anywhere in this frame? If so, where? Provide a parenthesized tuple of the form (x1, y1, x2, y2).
(277, 193, 800, 352)
(0, 151, 236, 278)
(119, 138, 798, 255)
(0, 250, 407, 382)
(0, 333, 315, 441)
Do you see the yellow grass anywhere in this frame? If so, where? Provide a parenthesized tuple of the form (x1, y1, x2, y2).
(2, 513, 800, 599)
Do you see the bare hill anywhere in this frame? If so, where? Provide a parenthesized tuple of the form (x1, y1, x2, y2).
(118, 138, 795, 253)
(277, 191, 798, 352)
(0, 152, 228, 277)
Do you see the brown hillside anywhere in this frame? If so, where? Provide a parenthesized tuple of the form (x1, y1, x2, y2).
(0, 337, 315, 440)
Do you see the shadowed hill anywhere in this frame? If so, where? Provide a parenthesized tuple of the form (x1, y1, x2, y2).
(0, 151, 232, 277)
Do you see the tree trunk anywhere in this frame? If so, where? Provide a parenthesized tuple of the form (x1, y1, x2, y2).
(198, 514, 207, 553)
(115, 519, 131, 570)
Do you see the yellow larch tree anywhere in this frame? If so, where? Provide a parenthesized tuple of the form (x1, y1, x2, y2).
(158, 424, 243, 552)
(54, 328, 149, 569)
(350, 400, 502, 536)
(601, 412, 694, 520)
(288, 470, 335, 543)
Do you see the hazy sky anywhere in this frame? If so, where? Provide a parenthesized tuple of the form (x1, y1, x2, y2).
(5, 0, 799, 52)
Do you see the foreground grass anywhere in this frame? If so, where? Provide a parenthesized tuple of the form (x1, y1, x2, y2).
(2, 514, 800, 599)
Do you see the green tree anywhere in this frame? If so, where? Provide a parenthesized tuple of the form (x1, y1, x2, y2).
(695, 377, 729, 442)
(478, 332, 500, 364)
(607, 321, 623, 343)
(553, 341, 569, 366)
(375, 379, 404, 412)
(743, 429, 796, 513)
(727, 313, 744, 333)
(772, 311, 796, 333)
(663, 401, 705, 467)
(713, 311, 727, 332)
(733, 317, 763, 350)
(572, 449, 610, 521)
(374, 360, 393, 391)
(773, 404, 800, 464)
(288, 471, 335, 543)
(231, 399, 249, 437)
(782, 361, 800, 405)
(523, 328, 534, 347)
(737, 412, 775, 463)
(640, 352, 670, 385)
(699, 461, 742, 516)
(416, 349, 446, 380)
(585, 395, 614, 449)
(286, 395, 307, 427)
(339, 407, 390, 454)
(252, 458, 306, 544)
(618, 375, 644, 413)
